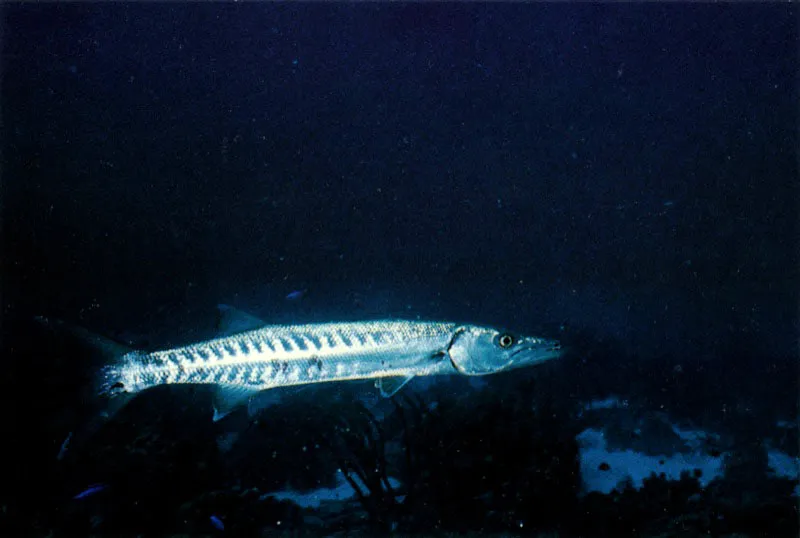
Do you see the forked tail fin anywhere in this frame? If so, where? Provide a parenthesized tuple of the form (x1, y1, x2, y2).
(34, 316, 137, 457)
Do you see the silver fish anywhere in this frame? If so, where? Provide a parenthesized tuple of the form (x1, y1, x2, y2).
(36, 312, 561, 422)
(96, 318, 561, 420)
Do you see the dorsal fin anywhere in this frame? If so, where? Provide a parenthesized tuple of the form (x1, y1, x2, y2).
(212, 385, 259, 422)
(215, 304, 266, 335)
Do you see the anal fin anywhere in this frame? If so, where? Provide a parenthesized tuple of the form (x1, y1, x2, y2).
(212, 385, 259, 422)
(375, 375, 415, 398)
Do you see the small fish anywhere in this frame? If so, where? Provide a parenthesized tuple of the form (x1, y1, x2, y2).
(210, 515, 225, 531)
(73, 484, 107, 500)
(57, 432, 73, 460)
(285, 289, 307, 301)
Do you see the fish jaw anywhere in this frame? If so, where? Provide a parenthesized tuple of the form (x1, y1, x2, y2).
(505, 336, 562, 370)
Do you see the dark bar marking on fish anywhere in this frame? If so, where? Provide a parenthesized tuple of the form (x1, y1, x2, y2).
(306, 334, 322, 350)
(338, 331, 353, 347)
(246, 366, 262, 385)
(278, 337, 295, 352)
(212, 368, 227, 384)
(182, 350, 195, 364)
(268, 338, 283, 352)
(198, 368, 215, 383)
(226, 367, 240, 383)
(321, 334, 335, 348)
(292, 335, 308, 351)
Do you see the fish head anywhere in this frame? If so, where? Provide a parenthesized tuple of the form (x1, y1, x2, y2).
(448, 325, 562, 375)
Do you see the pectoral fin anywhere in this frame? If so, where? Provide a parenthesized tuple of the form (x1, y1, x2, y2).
(375, 375, 415, 398)
(212, 385, 259, 422)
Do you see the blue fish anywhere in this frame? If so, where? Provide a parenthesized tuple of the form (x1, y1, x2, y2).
(73, 484, 107, 500)
(57, 432, 73, 461)
(285, 289, 306, 301)
(210, 515, 225, 531)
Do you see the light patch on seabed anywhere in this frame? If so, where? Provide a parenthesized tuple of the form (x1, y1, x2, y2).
(578, 427, 800, 496)
(670, 423, 720, 451)
(767, 449, 799, 480)
(582, 396, 628, 412)
(577, 428, 725, 495)
(767, 449, 799, 497)
(265, 472, 403, 509)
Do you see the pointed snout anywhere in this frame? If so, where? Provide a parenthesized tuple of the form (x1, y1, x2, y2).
(513, 337, 563, 366)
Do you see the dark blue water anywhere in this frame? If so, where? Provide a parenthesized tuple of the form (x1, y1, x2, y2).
(3, 4, 797, 537)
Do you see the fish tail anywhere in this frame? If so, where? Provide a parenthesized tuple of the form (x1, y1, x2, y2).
(34, 316, 137, 451)
(94, 358, 136, 419)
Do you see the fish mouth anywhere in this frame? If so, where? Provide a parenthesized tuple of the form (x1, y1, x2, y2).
(510, 339, 563, 364)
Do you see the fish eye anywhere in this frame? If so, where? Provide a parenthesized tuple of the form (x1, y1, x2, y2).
(496, 333, 515, 349)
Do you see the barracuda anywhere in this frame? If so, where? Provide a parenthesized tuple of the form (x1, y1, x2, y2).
(40, 311, 562, 422)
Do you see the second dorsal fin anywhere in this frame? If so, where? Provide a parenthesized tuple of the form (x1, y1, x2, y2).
(215, 304, 266, 335)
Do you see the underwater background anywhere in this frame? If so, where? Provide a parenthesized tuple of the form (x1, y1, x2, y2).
(2, 3, 797, 537)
